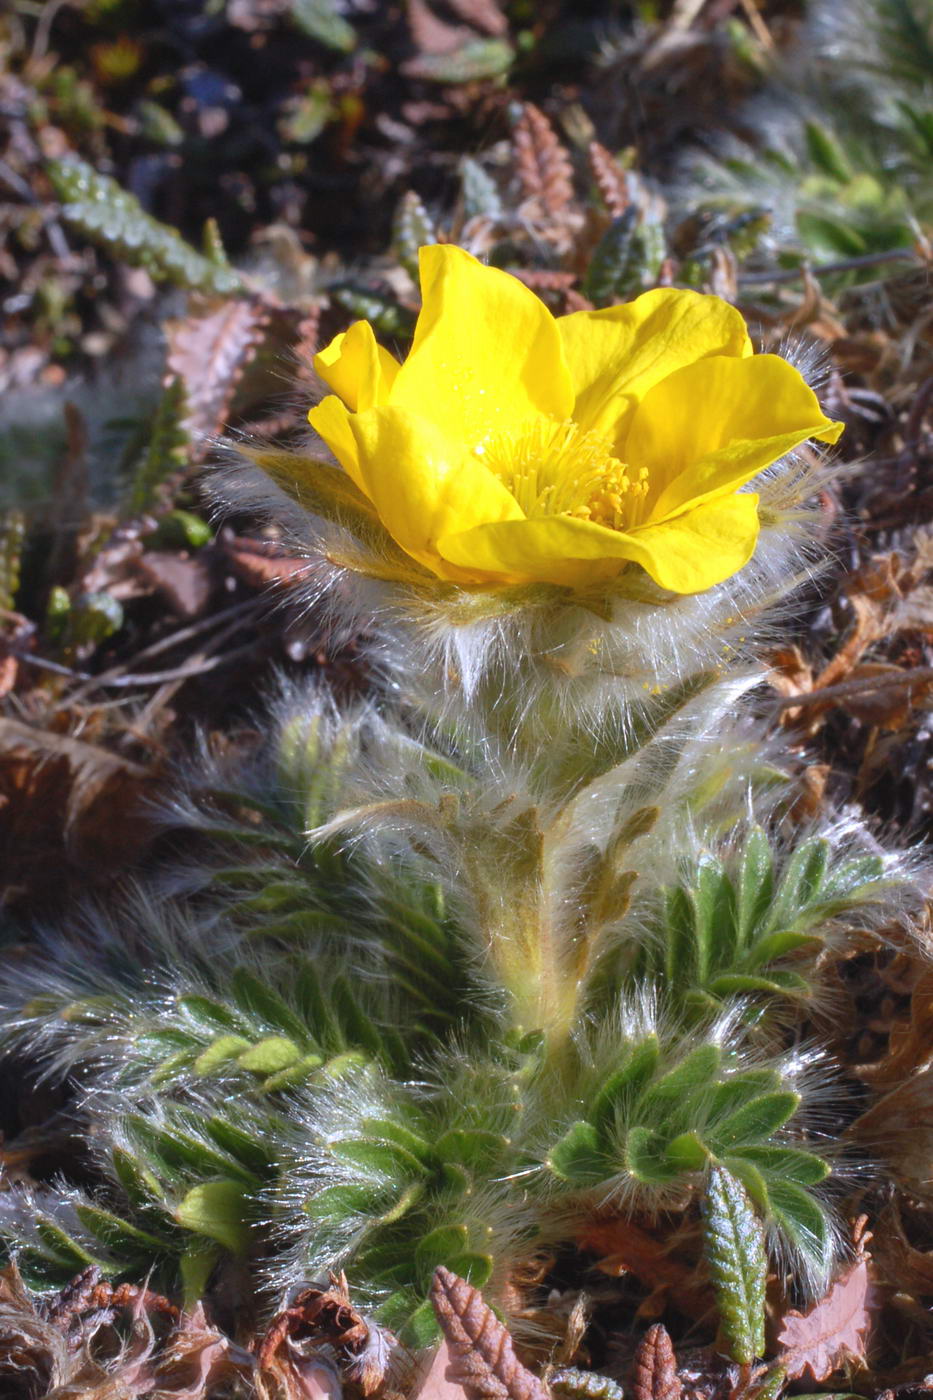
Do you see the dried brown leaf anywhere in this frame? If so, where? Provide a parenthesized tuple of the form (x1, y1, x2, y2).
(777, 1257, 871, 1381)
(577, 1218, 707, 1319)
(513, 104, 575, 217)
(134, 551, 213, 620)
(859, 965, 933, 1088)
(257, 1273, 388, 1399)
(429, 1266, 547, 1400)
(444, 0, 508, 34)
(632, 1324, 681, 1400)
(850, 1062, 933, 1199)
(147, 1301, 253, 1400)
(408, 0, 473, 54)
(0, 718, 157, 908)
(588, 141, 629, 218)
(223, 535, 316, 590)
(165, 296, 270, 447)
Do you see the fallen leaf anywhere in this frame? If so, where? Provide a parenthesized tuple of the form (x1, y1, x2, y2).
(777, 1256, 871, 1381)
(165, 296, 270, 448)
(430, 1266, 548, 1400)
(632, 1324, 681, 1400)
(0, 717, 157, 910)
(224, 534, 316, 589)
(134, 550, 213, 619)
(850, 1062, 933, 1199)
(577, 1217, 707, 1319)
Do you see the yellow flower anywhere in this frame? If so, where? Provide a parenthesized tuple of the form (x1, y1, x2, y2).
(309, 247, 843, 594)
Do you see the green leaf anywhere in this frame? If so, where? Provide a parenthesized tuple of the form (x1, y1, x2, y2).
(193, 1035, 253, 1075)
(126, 379, 190, 515)
(625, 1125, 680, 1184)
(727, 1146, 830, 1186)
(664, 1131, 711, 1172)
(393, 190, 437, 280)
(376, 1181, 425, 1225)
(262, 1053, 325, 1092)
(591, 1035, 661, 1133)
(178, 996, 249, 1036)
(448, 1251, 494, 1288)
(706, 1070, 784, 1122)
(74, 1204, 166, 1257)
(707, 973, 807, 997)
(768, 839, 829, 932)
(736, 827, 774, 944)
(304, 1183, 385, 1220)
(702, 1165, 767, 1364)
(322, 1050, 371, 1079)
(720, 1156, 770, 1213)
(179, 1244, 220, 1309)
(408, 38, 513, 83)
(744, 930, 820, 969)
(332, 977, 384, 1059)
(693, 856, 737, 980)
(35, 1218, 99, 1269)
(767, 1180, 831, 1272)
(804, 121, 853, 183)
(111, 1148, 163, 1208)
(237, 1035, 302, 1073)
(203, 1116, 276, 1176)
(636, 1042, 721, 1124)
(328, 1137, 428, 1182)
(402, 1297, 441, 1347)
(547, 1121, 606, 1184)
(435, 1128, 510, 1168)
(584, 208, 640, 306)
(175, 1181, 252, 1254)
(361, 1118, 434, 1163)
(124, 1118, 256, 1185)
(290, 0, 356, 51)
(710, 1092, 800, 1150)
(48, 157, 242, 294)
(663, 885, 696, 987)
(231, 968, 314, 1045)
(415, 1225, 470, 1277)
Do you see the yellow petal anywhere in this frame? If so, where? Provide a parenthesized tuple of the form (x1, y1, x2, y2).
(626, 354, 844, 521)
(389, 245, 574, 452)
(558, 288, 753, 452)
(347, 405, 525, 577)
(308, 394, 368, 495)
(313, 321, 399, 411)
(438, 492, 761, 593)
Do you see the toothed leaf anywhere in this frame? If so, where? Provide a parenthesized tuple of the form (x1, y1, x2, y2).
(703, 1165, 767, 1364)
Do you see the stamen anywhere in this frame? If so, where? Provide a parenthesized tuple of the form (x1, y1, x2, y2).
(475, 419, 650, 533)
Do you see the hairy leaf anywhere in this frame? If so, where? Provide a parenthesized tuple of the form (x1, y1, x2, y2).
(702, 1166, 767, 1364)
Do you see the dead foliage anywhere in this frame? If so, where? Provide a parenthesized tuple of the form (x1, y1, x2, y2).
(429, 1267, 548, 1400)
(165, 298, 271, 449)
(0, 715, 158, 909)
(775, 1224, 872, 1382)
(632, 1325, 682, 1400)
(0, 1262, 253, 1400)
(257, 1272, 395, 1399)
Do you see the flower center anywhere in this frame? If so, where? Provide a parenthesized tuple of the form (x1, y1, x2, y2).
(473, 419, 650, 532)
